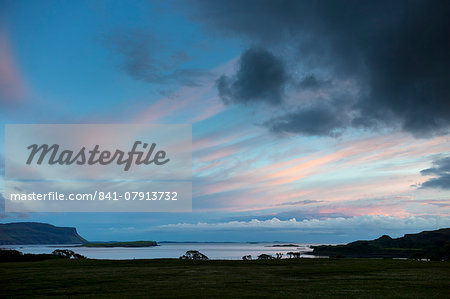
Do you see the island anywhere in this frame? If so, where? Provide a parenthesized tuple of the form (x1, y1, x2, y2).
(267, 244, 299, 247)
(77, 241, 158, 247)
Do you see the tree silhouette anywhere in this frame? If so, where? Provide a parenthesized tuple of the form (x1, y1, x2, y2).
(257, 254, 274, 260)
(179, 250, 209, 260)
(52, 249, 85, 259)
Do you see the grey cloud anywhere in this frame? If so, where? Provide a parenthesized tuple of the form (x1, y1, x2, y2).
(0, 194, 28, 218)
(101, 29, 212, 87)
(420, 156, 450, 189)
(297, 75, 331, 90)
(280, 200, 322, 206)
(0, 153, 4, 175)
(217, 48, 287, 105)
(0, 193, 4, 213)
(427, 202, 450, 208)
(190, 0, 450, 137)
(267, 104, 348, 136)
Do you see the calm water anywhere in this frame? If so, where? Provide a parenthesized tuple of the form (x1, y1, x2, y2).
(1, 243, 318, 260)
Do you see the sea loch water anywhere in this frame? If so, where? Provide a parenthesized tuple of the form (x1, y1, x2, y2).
(1, 243, 318, 260)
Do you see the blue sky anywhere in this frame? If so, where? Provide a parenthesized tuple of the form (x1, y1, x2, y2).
(1, 0, 450, 242)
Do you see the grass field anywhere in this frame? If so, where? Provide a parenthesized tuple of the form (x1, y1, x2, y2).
(1, 258, 449, 298)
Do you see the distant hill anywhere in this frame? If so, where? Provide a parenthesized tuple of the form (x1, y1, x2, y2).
(0, 222, 88, 245)
(312, 228, 450, 260)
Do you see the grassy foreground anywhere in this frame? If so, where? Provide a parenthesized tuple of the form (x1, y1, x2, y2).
(1, 258, 449, 298)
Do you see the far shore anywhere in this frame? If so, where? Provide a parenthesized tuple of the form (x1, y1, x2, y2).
(75, 241, 158, 248)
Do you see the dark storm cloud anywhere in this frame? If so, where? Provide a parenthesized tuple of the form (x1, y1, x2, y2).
(217, 48, 287, 105)
(101, 29, 212, 87)
(190, 0, 450, 137)
(420, 156, 450, 189)
(267, 104, 348, 136)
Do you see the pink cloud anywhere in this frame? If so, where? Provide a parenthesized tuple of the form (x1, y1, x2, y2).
(0, 28, 27, 102)
(133, 59, 236, 124)
(192, 132, 450, 215)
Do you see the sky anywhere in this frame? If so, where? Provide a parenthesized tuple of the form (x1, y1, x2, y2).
(1, 0, 450, 243)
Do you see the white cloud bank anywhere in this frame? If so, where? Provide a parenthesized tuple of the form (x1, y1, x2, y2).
(159, 215, 450, 232)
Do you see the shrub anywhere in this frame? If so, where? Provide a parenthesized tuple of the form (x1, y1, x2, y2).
(179, 250, 209, 260)
(257, 254, 274, 260)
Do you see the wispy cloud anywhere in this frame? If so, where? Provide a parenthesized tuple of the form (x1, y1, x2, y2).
(101, 28, 212, 87)
(132, 59, 235, 124)
(0, 29, 27, 103)
(191, 132, 450, 213)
